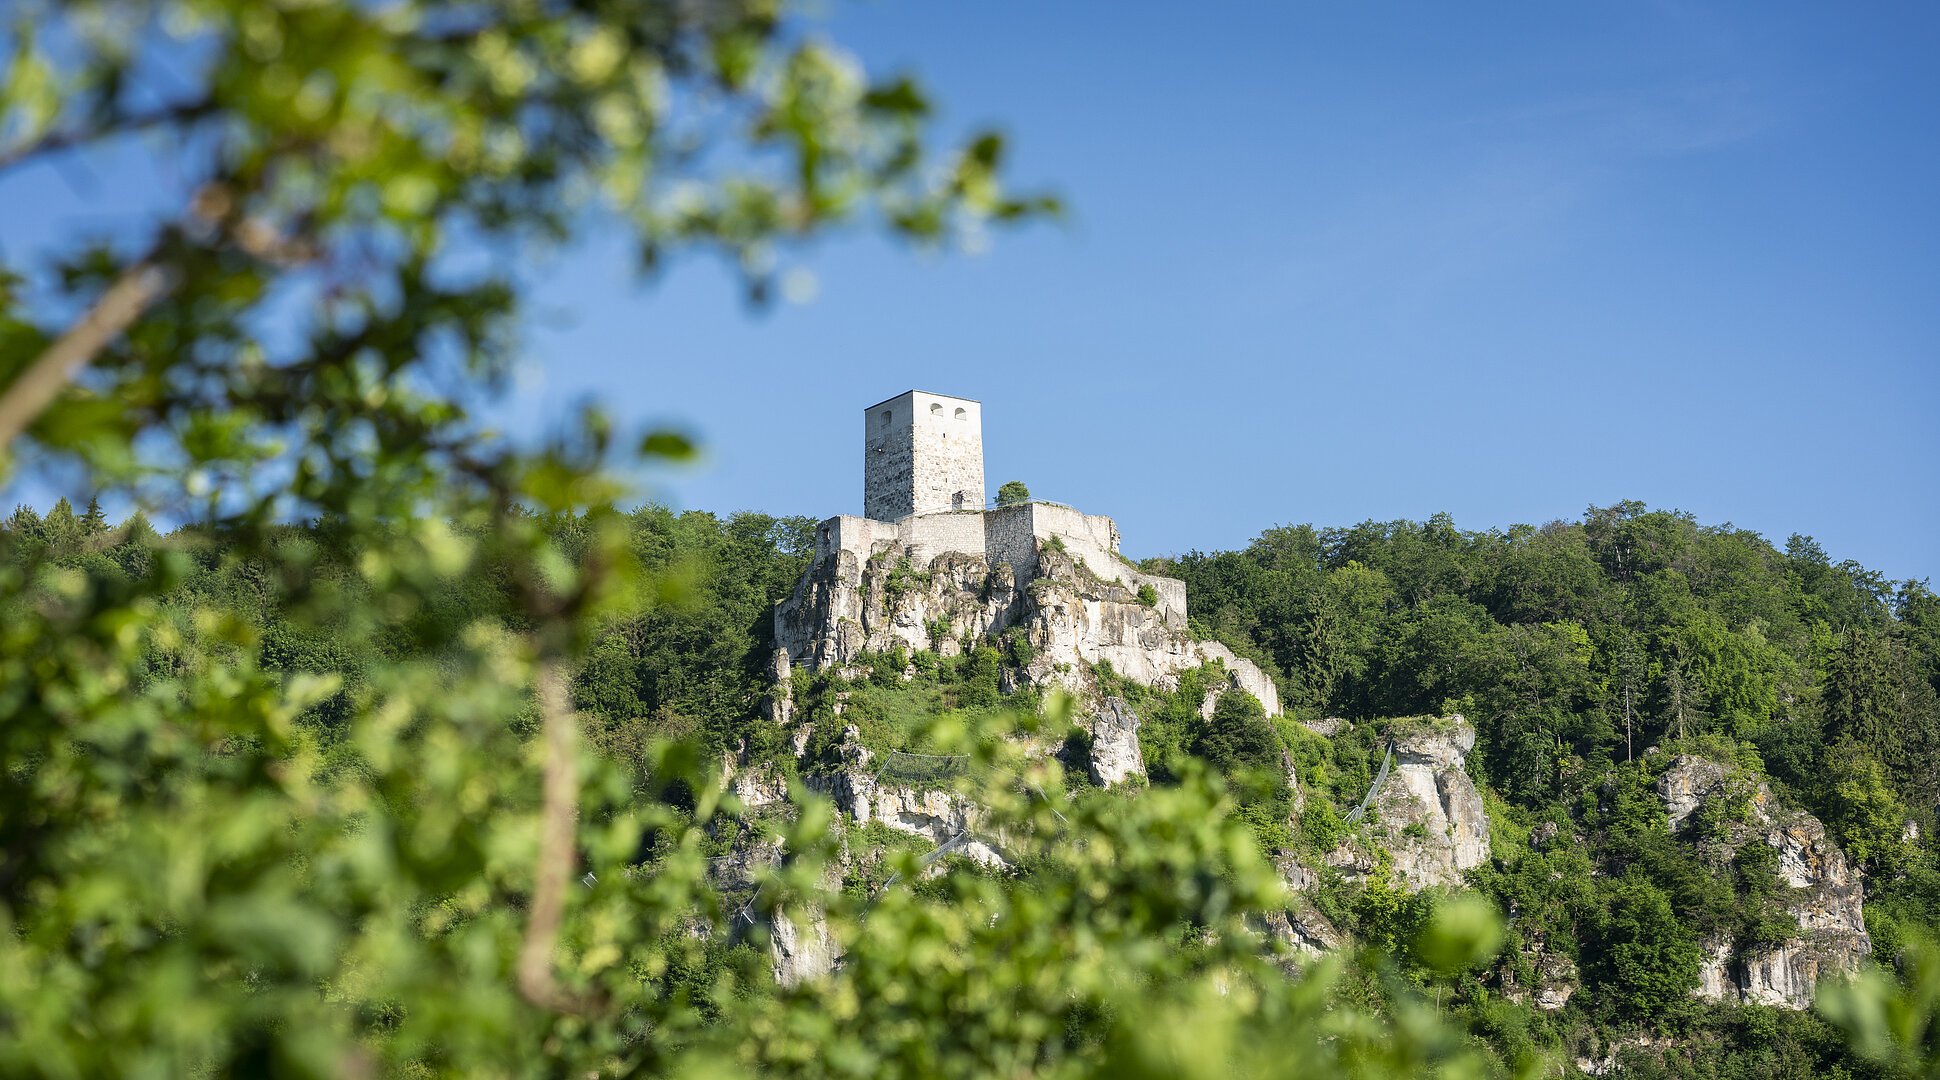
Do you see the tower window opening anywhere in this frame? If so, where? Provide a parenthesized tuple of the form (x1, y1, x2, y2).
(880, 409, 891, 424)
(954, 407, 967, 420)
(930, 402, 943, 417)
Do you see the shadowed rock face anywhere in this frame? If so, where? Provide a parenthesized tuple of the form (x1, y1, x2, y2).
(773, 539, 1280, 716)
(1329, 716, 1491, 891)
(1656, 754, 1871, 1009)
(1255, 906, 1345, 961)
(1501, 932, 1579, 1012)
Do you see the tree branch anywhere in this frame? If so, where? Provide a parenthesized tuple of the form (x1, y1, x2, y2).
(0, 261, 170, 456)
(518, 655, 592, 1014)
(0, 177, 323, 460)
(0, 99, 218, 175)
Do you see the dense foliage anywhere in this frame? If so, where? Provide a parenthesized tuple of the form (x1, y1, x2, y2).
(9, 499, 1938, 1076)
(1, 505, 1518, 1077)
(1, 0, 1935, 1076)
(1154, 505, 1940, 1066)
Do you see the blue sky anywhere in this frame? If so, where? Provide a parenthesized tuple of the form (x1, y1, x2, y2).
(5, 3, 1937, 579)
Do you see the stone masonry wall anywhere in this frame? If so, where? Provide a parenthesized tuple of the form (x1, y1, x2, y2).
(910, 393, 983, 515)
(812, 503, 1185, 633)
(863, 391, 982, 521)
(905, 511, 988, 565)
(862, 396, 915, 521)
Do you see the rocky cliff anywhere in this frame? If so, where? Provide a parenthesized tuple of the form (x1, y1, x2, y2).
(774, 537, 1281, 717)
(1085, 696, 1145, 788)
(1655, 754, 1871, 1009)
(1327, 716, 1492, 892)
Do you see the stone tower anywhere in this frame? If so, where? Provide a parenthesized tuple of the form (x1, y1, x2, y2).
(863, 390, 984, 521)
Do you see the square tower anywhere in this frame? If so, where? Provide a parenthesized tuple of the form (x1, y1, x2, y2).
(863, 391, 985, 520)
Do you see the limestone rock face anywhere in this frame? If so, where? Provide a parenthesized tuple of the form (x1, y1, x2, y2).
(1086, 696, 1145, 787)
(1334, 717, 1491, 891)
(1504, 934, 1579, 1011)
(762, 648, 795, 727)
(1533, 952, 1579, 1011)
(1695, 936, 1735, 1001)
(1256, 905, 1345, 960)
(775, 549, 1020, 670)
(809, 764, 1007, 868)
(1301, 716, 1348, 738)
(774, 538, 1281, 716)
(723, 754, 789, 812)
(1195, 641, 1283, 720)
(1655, 754, 1871, 1009)
(770, 905, 837, 987)
(1262, 856, 1341, 959)
(1657, 755, 1730, 833)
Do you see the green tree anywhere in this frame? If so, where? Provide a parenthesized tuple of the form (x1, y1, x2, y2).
(1192, 689, 1291, 817)
(39, 496, 79, 548)
(79, 496, 107, 535)
(1589, 874, 1704, 1020)
(0, 0, 1059, 1074)
(3, 504, 40, 539)
(1824, 740, 1918, 875)
(996, 479, 1031, 507)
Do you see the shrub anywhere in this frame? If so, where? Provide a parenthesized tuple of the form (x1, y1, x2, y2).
(1193, 691, 1291, 815)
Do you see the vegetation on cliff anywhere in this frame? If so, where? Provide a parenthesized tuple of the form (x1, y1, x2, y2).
(7, 501, 1938, 1075)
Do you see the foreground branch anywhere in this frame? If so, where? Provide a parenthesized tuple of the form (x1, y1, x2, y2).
(0, 262, 170, 456)
(519, 656, 590, 1013)
(0, 99, 217, 175)
(0, 179, 312, 461)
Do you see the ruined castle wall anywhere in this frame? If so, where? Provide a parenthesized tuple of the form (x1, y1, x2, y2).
(901, 511, 989, 565)
(1029, 503, 1187, 629)
(819, 501, 1185, 634)
(816, 515, 901, 564)
(983, 504, 1039, 580)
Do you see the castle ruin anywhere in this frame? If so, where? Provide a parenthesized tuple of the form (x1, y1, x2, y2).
(773, 390, 1279, 714)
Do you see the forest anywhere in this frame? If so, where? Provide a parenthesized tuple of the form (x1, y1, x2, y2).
(5, 495, 1937, 1076)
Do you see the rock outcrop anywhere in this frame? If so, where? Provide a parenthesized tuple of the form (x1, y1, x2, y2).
(774, 538, 1281, 716)
(1330, 716, 1491, 891)
(1257, 905, 1346, 960)
(804, 728, 1007, 868)
(1654, 754, 1871, 1009)
(1261, 857, 1344, 959)
(1532, 952, 1580, 1011)
(770, 903, 838, 986)
(723, 754, 789, 812)
(814, 766, 1008, 868)
(1086, 696, 1145, 787)
(1502, 934, 1579, 1011)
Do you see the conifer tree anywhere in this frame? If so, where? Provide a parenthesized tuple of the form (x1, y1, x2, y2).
(41, 497, 79, 547)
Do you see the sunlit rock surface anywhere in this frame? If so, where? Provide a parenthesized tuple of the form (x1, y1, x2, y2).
(774, 532, 1280, 716)
(1329, 716, 1491, 891)
(1086, 696, 1145, 788)
(1655, 754, 1871, 1009)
